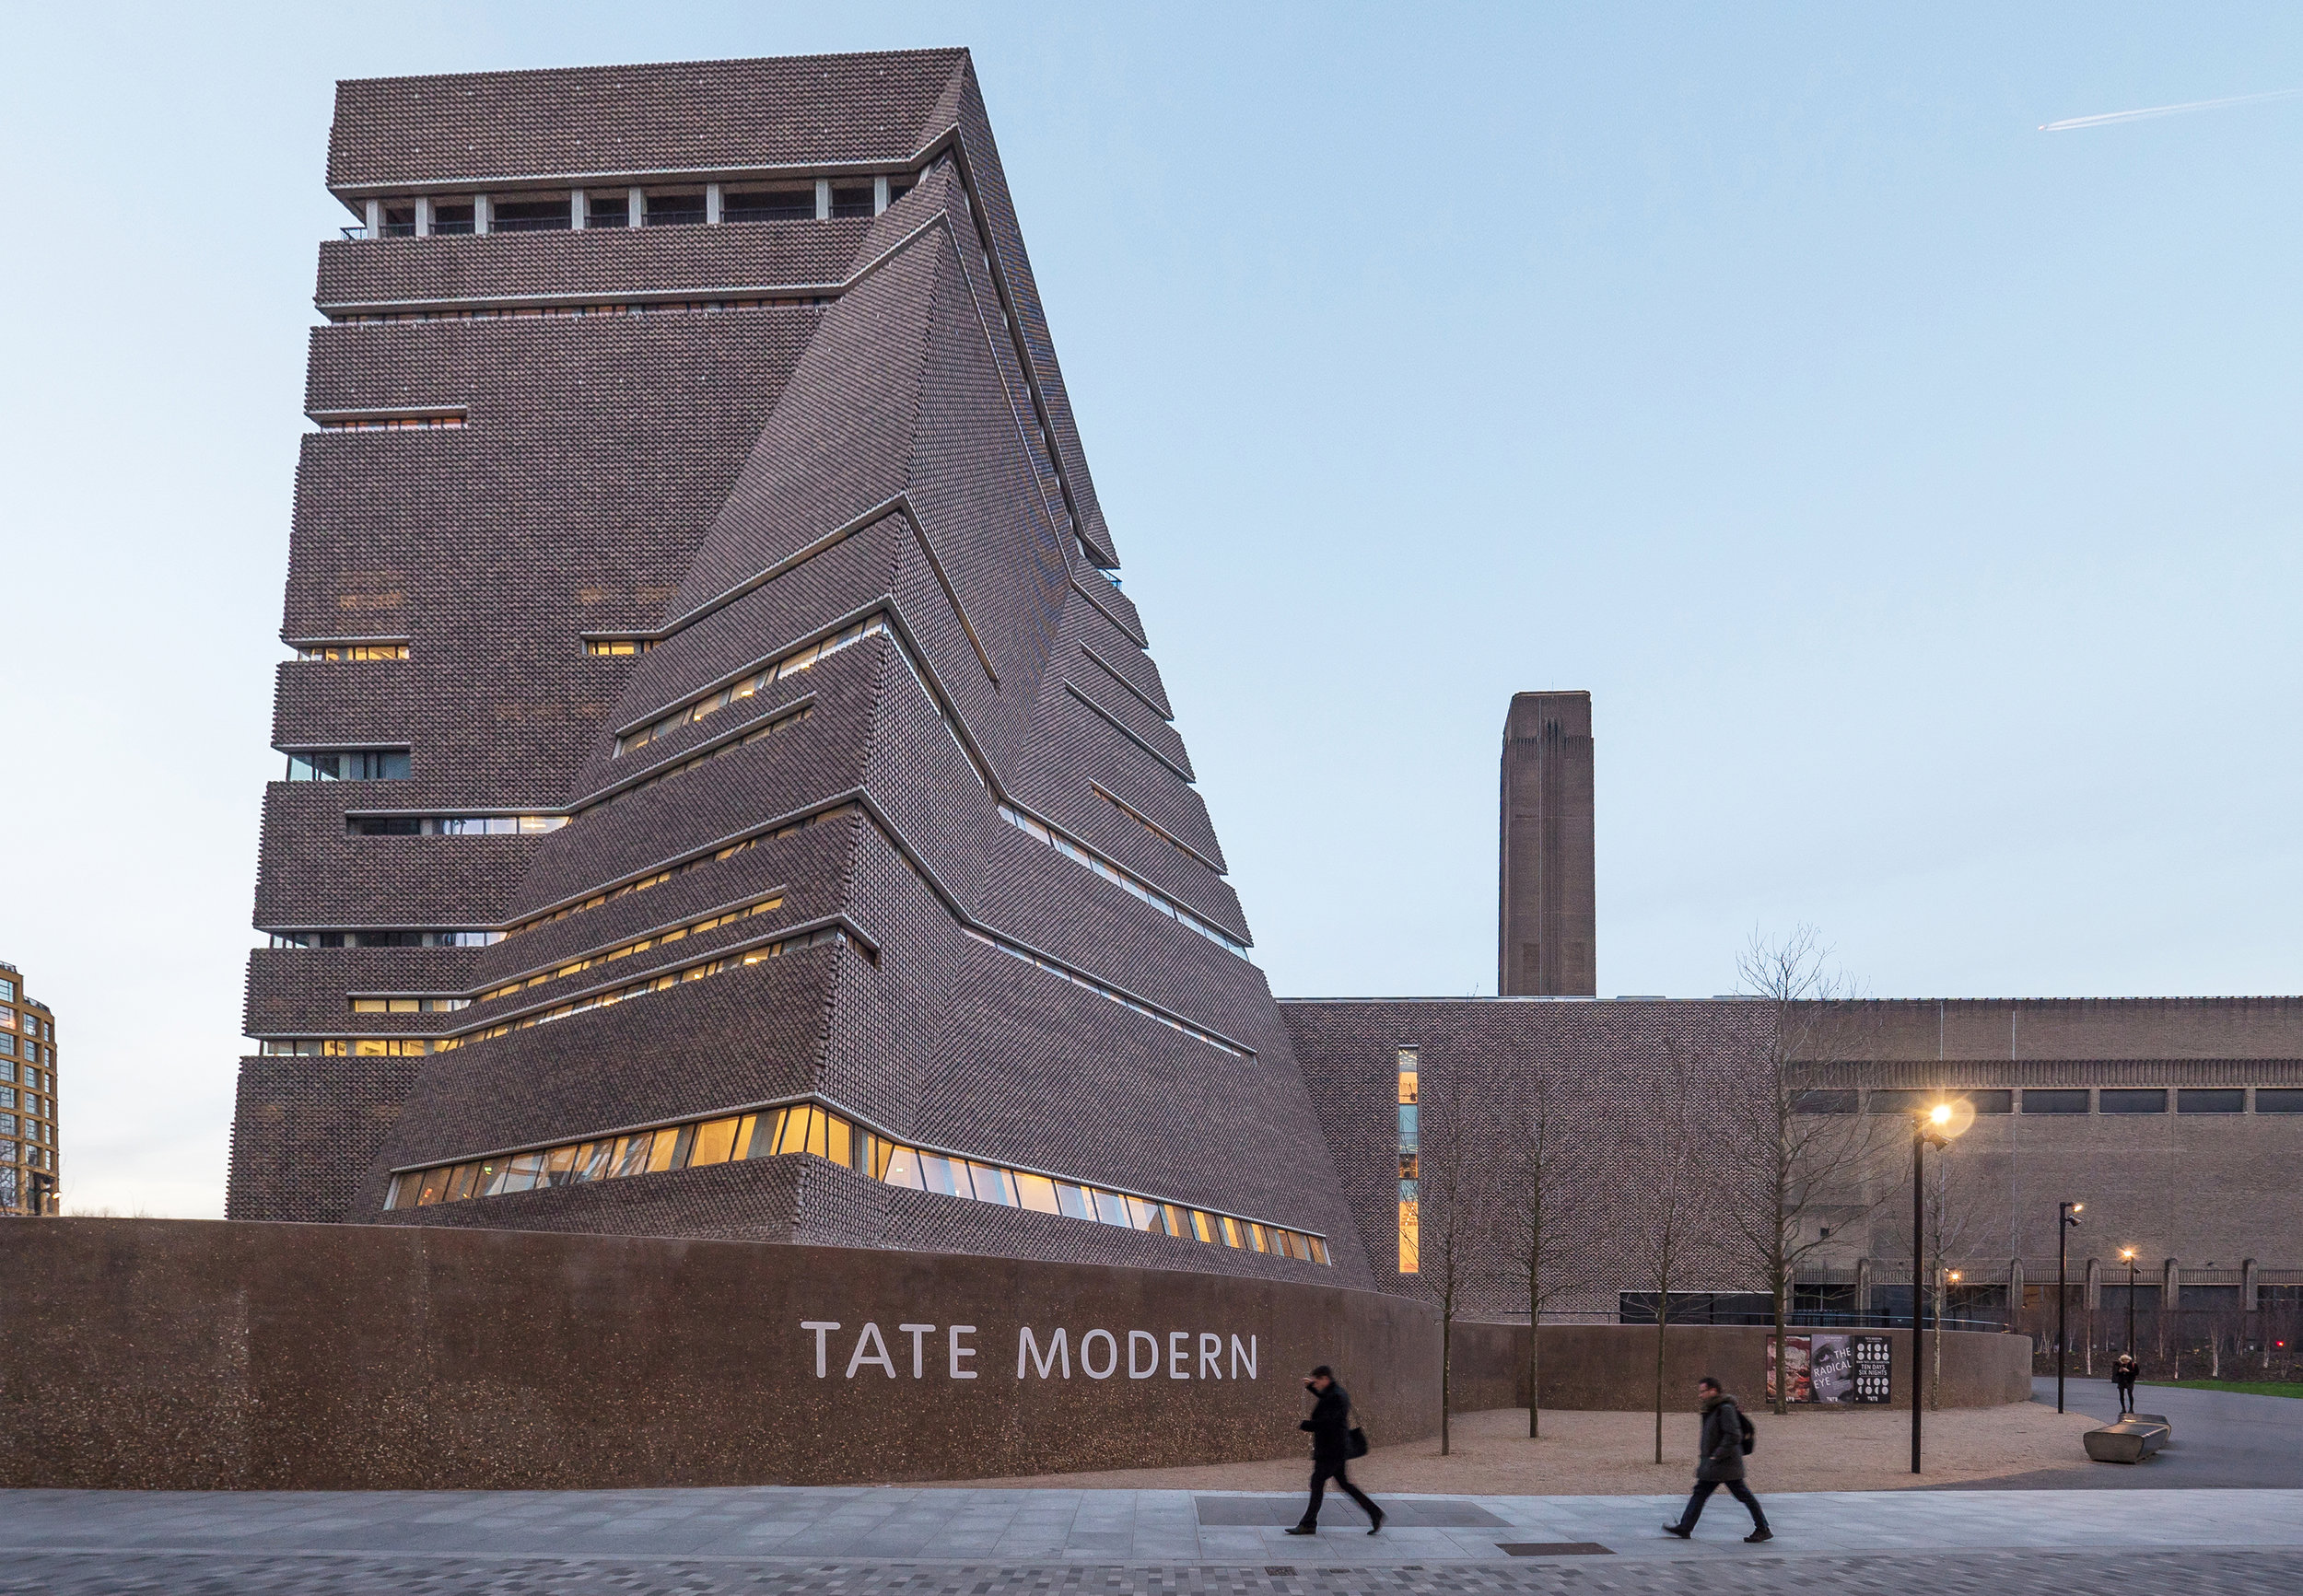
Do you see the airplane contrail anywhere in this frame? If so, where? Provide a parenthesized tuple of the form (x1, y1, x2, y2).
(2040, 87, 2301, 131)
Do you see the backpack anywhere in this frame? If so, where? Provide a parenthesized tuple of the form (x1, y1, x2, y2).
(1737, 1408, 1757, 1456)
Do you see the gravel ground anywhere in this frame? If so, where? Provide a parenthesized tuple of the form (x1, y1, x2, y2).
(943, 1405, 2098, 1495)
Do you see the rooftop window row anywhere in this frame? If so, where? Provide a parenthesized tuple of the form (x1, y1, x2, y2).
(286, 749, 409, 782)
(380, 1098, 1329, 1265)
(257, 924, 849, 1059)
(965, 927, 1249, 1060)
(268, 930, 503, 949)
(615, 617, 883, 756)
(346, 813, 567, 836)
(316, 413, 466, 433)
(1793, 1087, 2303, 1115)
(997, 805, 1247, 960)
(351, 996, 470, 1014)
(345, 177, 916, 240)
(508, 803, 849, 938)
(476, 895, 785, 1003)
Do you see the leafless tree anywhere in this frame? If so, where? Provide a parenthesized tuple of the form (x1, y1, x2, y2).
(1415, 1081, 1490, 1456)
(1729, 926, 1893, 1415)
(1637, 1033, 1705, 1464)
(1501, 1067, 1582, 1438)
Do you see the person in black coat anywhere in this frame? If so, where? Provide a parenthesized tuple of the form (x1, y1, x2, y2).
(2113, 1354, 2139, 1415)
(1662, 1377, 1771, 1542)
(1287, 1366, 1385, 1535)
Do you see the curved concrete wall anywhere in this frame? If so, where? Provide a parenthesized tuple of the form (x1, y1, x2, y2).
(0, 1220, 2031, 1491)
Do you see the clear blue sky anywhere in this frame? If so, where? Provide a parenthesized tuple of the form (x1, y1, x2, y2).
(5, 3, 2300, 1215)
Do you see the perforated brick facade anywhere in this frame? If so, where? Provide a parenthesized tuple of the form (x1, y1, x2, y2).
(228, 51, 1365, 1287)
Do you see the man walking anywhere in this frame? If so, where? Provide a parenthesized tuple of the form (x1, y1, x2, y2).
(2113, 1353, 2139, 1415)
(1661, 1377, 1771, 1543)
(1287, 1366, 1385, 1536)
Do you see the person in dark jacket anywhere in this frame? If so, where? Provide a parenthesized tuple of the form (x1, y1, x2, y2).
(2113, 1354, 2139, 1414)
(1287, 1366, 1385, 1535)
(1662, 1377, 1771, 1543)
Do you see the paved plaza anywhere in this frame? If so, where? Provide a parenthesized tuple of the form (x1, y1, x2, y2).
(9, 1385, 2299, 1593)
(2, 1482, 2299, 1593)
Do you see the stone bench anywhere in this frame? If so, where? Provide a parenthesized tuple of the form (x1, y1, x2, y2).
(2085, 1416, 2171, 1463)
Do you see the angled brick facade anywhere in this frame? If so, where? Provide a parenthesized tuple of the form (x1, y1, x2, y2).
(231, 51, 1364, 1287)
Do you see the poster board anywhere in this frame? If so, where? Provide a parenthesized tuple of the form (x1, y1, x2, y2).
(1770, 1333, 1890, 1404)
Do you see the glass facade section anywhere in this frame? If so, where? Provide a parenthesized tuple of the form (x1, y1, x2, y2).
(297, 643, 410, 660)
(386, 1099, 1329, 1265)
(1397, 1047, 1419, 1274)
(286, 749, 411, 781)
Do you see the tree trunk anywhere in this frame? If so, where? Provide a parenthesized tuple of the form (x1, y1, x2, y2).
(1654, 1312, 1667, 1464)
(1771, 1279, 1790, 1415)
(1441, 1310, 1453, 1456)
(1528, 1318, 1542, 1439)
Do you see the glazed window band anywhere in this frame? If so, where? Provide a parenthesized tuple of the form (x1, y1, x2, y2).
(385, 1099, 1330, 1265)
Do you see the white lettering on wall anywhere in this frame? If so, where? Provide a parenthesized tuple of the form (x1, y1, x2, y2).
(807, 1321, 1258, 1383)
(802, 1322, 841, 1378)
(1019, 1326, 1070, 1379)
(847, 1322, 897, 1379)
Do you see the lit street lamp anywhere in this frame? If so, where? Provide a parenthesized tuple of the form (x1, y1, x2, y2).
(2056, 1201, 2084, 1413)
(1912, 1100, 1971, 1474)
(2122, 1247, 2139, 1358)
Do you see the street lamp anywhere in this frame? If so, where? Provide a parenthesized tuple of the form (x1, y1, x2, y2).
(2121, 1247, 2139, 1358)
(1911, 1100, 1972, 1474)
(2056, 1202, 2084, 1414)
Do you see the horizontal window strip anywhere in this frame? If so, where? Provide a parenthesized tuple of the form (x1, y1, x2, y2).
(333, 297, 836, 326)
(259, 924, 850, 1057)
(998, 806, 1247, 959)
(964, 927, 1250, 1060)
(507, 803, 850, 938)
(317, 414, 465, 432)
(297, 643, 408, 660)
(382, 1100, 1328, 1266)
(616, 618, 884, 755)
(580, 704, 812, 816)
(1093, 783, 1224, 874)
(351, 996, 470, 1015)
(347, 813, 567, 836)
(479, 896, 785, 1002)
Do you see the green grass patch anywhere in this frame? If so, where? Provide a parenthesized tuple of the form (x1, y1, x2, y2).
(2140, 1378, 2303, 1400)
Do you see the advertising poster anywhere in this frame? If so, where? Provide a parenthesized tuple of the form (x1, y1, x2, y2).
(1767, 1334, 1811, 1403)
(1807, 1334, 1854, 1404)
(1851, 1334, 1892, 1403)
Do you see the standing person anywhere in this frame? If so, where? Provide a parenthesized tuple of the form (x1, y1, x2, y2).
(2113, 1353, 2139, 1415)
(1661, 1377, 1771, 1543)
(1287, 1366, 1385, 1536)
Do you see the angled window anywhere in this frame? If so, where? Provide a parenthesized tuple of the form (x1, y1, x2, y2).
(286, 749, 410, 781)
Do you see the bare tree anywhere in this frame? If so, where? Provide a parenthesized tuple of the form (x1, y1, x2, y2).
(1637, 1034, 1705, 1464)
(1730, 926, 1892, 1415)
(1502, 1068, 1581, 1438)
(1416, 1082, 1489, 1457)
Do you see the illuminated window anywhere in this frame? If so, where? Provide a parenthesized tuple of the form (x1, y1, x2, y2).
(382, 1097, 1328, 1265)
(316, 412, 466, 432)
(350, 997, 470, 1014)
(615, 617, 885, 754)
(479, 896, 785, 1002)
(584, 638, 650, 656)
(1397, 1047, 1420, 1274)
(270, 930, 501, 949)
(297, 643, 409, 660)
(506, 801, 840, 938)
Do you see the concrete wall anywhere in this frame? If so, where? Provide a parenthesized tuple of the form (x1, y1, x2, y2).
(1445, 1322, 2033, 1412)
(0, 1221, 2032, 1493)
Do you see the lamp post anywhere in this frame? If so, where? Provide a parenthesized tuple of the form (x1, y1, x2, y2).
(1911, 1101, 1970, 1474)
(2056, 1201, 2084, 1414)
(2122, 1247, 2138, 1357)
